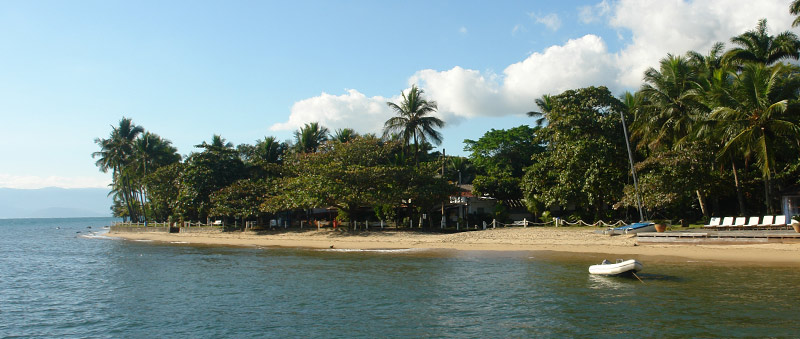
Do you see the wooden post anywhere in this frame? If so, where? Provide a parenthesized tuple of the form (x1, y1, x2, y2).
(492, 219, 496, 229)
(483, 221, 487, 230)
(523, 218, 527, 227)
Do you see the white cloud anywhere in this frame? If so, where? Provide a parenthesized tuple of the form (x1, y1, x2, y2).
(410, 67, 508, 118)
(459, 26, 468, 34)
(0, 173, 111, 189)
(269, 89, 396, 135)
(610, 0, 794, 87)
(532, 13, 562, 31)
(272, 0, 795, 130)
(503, 34, 617, 109)
(579, 0, 611, 24)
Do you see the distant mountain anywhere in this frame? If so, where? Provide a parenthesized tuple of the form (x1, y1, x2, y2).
(0, 187, 112, 218)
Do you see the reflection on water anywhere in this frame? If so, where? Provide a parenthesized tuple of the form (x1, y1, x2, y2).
(1, 218, 799, 338)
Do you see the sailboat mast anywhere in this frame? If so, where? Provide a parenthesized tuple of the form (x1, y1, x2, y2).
(620, 111, 644, 222)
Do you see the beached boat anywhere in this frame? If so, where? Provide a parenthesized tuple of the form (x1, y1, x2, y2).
(606, 222, 655, 235)
(589, 259, 643, 275)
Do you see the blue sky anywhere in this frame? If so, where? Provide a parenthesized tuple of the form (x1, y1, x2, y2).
(0, 0, 796, 188)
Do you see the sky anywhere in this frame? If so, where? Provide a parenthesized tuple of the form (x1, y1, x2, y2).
(0, 0, 797, 189)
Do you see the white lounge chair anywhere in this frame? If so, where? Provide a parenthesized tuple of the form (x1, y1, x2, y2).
(718, 217, 735, 230)
(743, 216, 759, 229)
(733, 217, 746, 228)
(772, 215, 787, 229)
(757, 215, 774, 229)
(703, 217, 721, 228)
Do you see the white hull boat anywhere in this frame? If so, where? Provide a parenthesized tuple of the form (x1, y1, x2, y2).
(589, 259, 643, 275)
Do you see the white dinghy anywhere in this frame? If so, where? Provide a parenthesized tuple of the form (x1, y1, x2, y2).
(589, 259, 643, 276)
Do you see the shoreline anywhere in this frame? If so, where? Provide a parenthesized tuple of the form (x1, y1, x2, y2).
(106, 227, 800, 265)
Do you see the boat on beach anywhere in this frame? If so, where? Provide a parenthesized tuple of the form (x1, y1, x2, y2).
(605, 222, 655, 235)
(589, 259, 643, 276)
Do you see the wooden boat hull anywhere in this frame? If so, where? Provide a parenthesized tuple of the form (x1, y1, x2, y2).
(589, 259, 643, 275)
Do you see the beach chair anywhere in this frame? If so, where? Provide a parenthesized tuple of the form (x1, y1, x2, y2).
(757, 216, 774, 229)
(742, 216, 759, 229)
(772, 215, 787, 229)
(718, 217, 735, 230)
(703, 217, 721, 229)
(732, 217, 747, 229)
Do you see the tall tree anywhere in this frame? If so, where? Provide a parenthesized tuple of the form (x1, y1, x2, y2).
(723, 19, 800, 66)
(383, 84, 444, 164)
(133, 132, 180, 221)
(92, 117, 144, 221)
(293, 122, 329, 153)
(332, 128, 358, 143)
(634, 54, 705, 151)
(526, 94, 554, 127)
(792, 0, 800, 27)
(711, 63, 800, 213)
(522, 87, 630, 220)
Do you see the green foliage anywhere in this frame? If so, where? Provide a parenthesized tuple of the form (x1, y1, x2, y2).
(384, 84, 445, 164)
(176, 144, 247, 220)
(210, 179, 276, 219)
(521, 86, 629, 220)
(465, 125, 544, 200)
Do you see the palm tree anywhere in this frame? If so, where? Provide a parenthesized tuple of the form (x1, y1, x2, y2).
(711, 63, 800, 213)
(255, 136, 285, 163)
(526, 94, 554, 126)
(792, 0, 800, 27)
(333, 128, 358, 143)
(196, 134, 234, 151)
(92, 117, 144, 220)
(383, 84, 444, 164)
(723, 19, 800, 66)
(294, 122, 329, 153)
(634, 54, 705, 151)
(133, 132, 180, 221)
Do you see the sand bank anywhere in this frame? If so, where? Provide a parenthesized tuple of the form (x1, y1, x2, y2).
(107, 227, 800, 265)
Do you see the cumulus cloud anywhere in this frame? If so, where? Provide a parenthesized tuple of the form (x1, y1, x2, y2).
(271, 0, 795, 129)
(0, 173, 111, 189)
(502, 34, 616, 110)
(269, 89, 396, 134)
(532, 13, 562, 31)
(610, 0, 794, 87)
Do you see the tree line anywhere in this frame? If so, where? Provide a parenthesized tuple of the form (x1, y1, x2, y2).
(95, 13, 800, 226)
(94, 86, 457, 227)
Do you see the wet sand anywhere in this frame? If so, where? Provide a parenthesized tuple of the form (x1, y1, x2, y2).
(107, 227, 800, 265)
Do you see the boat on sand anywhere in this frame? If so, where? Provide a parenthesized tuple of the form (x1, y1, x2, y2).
(589, 259, 643, 276)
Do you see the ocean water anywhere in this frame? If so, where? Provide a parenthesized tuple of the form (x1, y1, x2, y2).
(1, 217, 799, 338)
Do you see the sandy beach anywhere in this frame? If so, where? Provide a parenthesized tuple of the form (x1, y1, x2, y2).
(107, 227, 800, 265)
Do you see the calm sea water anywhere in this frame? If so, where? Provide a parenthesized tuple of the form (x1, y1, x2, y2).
(1, 217, 798, 338)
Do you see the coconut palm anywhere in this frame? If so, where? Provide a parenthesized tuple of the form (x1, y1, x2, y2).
(294, 122, 329, 153)
(133, 132, 180, 220)
(711, 63, 800, 213)
(332, 128, 358, 143)
(723, 19, 800, 66)
(255, 136, 286, 163)
(634, 54, 705, 150)
(526, 94, 554, 127)
(92, 117, 144, 220)
(792, 0, 800, 27)
(383, 84, 444, 164)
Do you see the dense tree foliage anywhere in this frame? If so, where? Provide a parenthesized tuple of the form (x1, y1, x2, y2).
(464, 125, 543, 201)
(521, 87, 630, 220)
(95, 11, 800, 225)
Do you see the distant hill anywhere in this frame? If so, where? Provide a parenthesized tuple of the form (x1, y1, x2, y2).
(0, 187, 112, 218)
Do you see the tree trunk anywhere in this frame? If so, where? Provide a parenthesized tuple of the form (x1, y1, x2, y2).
(695, 190, 708, 218)
(731, 157, 746, 216)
